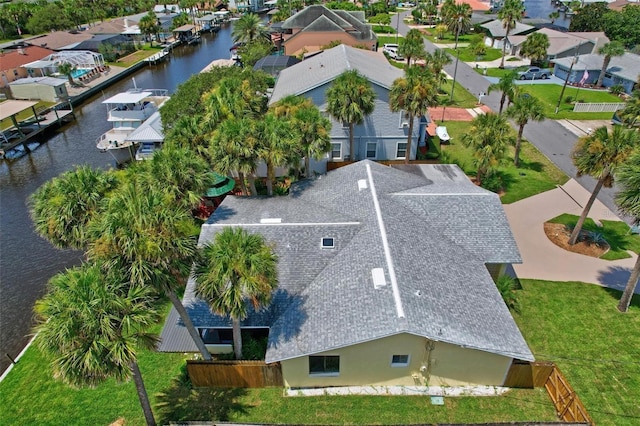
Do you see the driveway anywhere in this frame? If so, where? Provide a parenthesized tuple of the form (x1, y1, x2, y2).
(504, 179, 637, 291)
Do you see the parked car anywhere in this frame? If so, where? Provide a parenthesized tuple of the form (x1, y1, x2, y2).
(383, 44, 404, 60)
(517, 67, 551, 80)
(398, 2, 416, 7)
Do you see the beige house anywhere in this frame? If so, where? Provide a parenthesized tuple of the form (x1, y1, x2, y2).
(507, 28, 609, 61)
(160, 161, 533, 388)
(9, 77, 69, 102)
(272, 5, 377, 56)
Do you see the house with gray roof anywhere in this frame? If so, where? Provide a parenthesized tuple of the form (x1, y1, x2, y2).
(269, 44, 428, 170)
(274, 5, 377, 56)
(507, 29, 609, 61)
(553, 52, 640, 94)
(159, 161, 533, 388)
(480, 19, 536, 49)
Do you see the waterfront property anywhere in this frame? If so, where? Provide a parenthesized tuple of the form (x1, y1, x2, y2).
(269, 44, 429, 168)
(160, 161, 533, 388)
(23, 50, 107, 83)
(0, 45, 56, 88)
(9, 76, 69, 102)
(127, 110, 165, 161)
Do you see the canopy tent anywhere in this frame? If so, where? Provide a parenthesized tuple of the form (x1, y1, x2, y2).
(24, 50, 105, 76)
(102, 91, 153, 104)
(206, 173, 235, 197)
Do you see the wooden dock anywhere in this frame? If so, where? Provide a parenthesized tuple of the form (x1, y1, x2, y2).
(0, 100, 75, 159)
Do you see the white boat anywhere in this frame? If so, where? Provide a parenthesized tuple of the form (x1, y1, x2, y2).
(436, 126, 450, 143)
(145, 48, 170, 64)
(96, 88, 169, 165)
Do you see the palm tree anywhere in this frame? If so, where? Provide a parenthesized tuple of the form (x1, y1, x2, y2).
(34, 263, 160, 426)
(389, 67, 439, 164)
(487, 70, 519, 114)
(506, 95, 545, 167)
(139, 12, 160, 46)
(443, 2, 472, 42)
(256, 112, 297, 196)
(520, 32, 550, 66)
(497, 0, 525, 68)
(461, 113, 515, 184)
(209, 117, 259, 196)
(615, 150, 640, 312)
(203, 75, 267, 127)
(165, 114, 207, 153)
(30, 165, 119, 250)
(88, 181, 213, 361)
(194, 227, 278, 359)
(568, 126, 639, 245)
(232, 13, 269, 44)
(618, 90, 640, 127)
(596, 41, 625, 88)
(399, 28, 426, 66)
(57, 62, 77, 85)
(425, 49, 452, 91)
(326, 70, 376, 162)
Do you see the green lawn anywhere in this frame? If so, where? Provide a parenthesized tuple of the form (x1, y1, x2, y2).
(517, 84, 624, 120)
(516, 280, 640, 426)
(445, 47, 503, 63)
(424, 33, 473, 45)
(475, 66, 529, 78)
(439, 79, 479, 109)
(377, 35, 404, 45)
(548, 213, 640, 260)
(438, 121, 568, 203)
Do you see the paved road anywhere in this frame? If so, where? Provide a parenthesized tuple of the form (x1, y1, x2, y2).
(393, 12, 621, 218)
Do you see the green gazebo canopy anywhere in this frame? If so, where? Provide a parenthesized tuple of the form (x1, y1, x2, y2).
(206, 172, 235, 197)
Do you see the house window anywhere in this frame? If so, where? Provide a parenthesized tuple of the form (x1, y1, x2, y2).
(391, 354, 410, 367)
(604, 73, 612, 79)
(331, 143, 342, 160)
(396, 142, 407, 159)
(366, 142, 377, 159)
(199, 328, 233, 344)
(309, 355, 340, 375)
(342, 121, 349, 128)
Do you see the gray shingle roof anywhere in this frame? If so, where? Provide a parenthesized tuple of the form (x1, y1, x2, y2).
(269, 44, 403, 104)
(159, 161, 532, 363)
(126, 110, 164, 142)
(554, 52, 640, 82)
(481, 19, 534, 38)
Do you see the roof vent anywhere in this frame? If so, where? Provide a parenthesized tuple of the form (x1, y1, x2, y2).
(372, 268, 386, 289)
(357, 179, 367, 191)
(415, 290, 422, 297)
(321, 237, 334, 249)
(260, 218, 282, 224)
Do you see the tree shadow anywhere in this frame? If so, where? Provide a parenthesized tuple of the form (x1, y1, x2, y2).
(516, 157, 544, 173)
(601, 285, 640, 310)
(596, 265, 633, 293)
(155, 365, 250, 424)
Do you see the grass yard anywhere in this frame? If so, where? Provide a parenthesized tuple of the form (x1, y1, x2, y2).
(548, 214, 640, 260)
(516, 280, 640, 426)
(445, 47, 503, 63)
(516, 84, 624, 120)
(372, 25, 396, 34)
(475, 66, 529, 78)
(108, 46, 162, 68)
(424, 33, 473, 45)
(439, 79, 479, 109)
(438, 121, 568, 203)
(377, 35, 404, 45)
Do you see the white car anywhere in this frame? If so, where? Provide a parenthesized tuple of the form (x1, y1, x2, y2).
(398, 2, 416, 7)
(383, 44, 404, 60)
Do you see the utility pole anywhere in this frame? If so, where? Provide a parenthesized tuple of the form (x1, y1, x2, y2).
(450, 17, 463, 102)
(555, 45, 581, 114)
(395, 12, 400, 43)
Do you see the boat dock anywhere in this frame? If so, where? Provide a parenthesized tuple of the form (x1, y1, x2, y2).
(0, 100, 75, 159)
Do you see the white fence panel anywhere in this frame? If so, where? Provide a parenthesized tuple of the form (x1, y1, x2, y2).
(573, 102, 626, 113)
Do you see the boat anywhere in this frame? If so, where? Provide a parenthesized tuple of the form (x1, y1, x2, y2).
(436, 126, 450, 143)
(127, 110, 166, 161)
(1, 141, 42, 161)
(96, 88, 169, 165)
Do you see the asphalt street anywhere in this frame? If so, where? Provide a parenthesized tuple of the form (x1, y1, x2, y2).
(393, 12, 621, 218)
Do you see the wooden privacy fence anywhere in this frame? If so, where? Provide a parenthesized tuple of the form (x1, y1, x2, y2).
(572, 102, 626, 113)
(504, 360, 593, 425)
(186, 360, 283, 388)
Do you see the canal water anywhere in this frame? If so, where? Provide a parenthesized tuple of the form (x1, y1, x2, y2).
(0, 25, 234, 375)
(524, 0, 572, 28)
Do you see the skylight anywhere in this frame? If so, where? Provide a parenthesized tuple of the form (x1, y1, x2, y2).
(372, 268, 386, 289)
(321, 237, 335, 249)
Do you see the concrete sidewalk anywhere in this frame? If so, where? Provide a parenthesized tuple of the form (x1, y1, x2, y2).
(504, 179, 637, 292)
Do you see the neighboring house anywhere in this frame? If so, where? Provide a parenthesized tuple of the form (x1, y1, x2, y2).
(9, 76, 69, 102)
(69, 34, 131, 52)
(253, 54, 301, 76)
(23, 51, 106, 81)
(607, 0, 640, 11)
(553, 52, 640, 94)
(507, 28, 609, 61)
(227, 0, 265, 12)
(0, 45, 56, 88)
(159, 161, 533, 387)
(480, 19, 535, 49)
(274, 5, 377, 56)
(269, 44, 428, 169)
(25, 31, 93, 51)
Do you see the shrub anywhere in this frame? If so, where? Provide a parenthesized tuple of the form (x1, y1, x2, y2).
(609, 84, 625, 96)
(564, 95, 574, 104)
(480, 172, 503, 193)
(495, 275, 521, 313)
(584, 230, 608, 248)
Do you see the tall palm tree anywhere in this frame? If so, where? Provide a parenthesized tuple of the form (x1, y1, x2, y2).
(165, 114, 207, 154)
(461, 113, 515, 184)
(210, 117, 259, 196)
(425, 49, 452, 91)
(326, 70, 376, 162)
(232, 13, 269, 44)
(399, 28, 426, 66)
(596, 41, 625, 88)
(615, 150, 640, 312)
(506, 95, 545, 167)
(30, 165, 119, 250)
(256, 112, 297, 196)
(203, 75, 267, 127)
(618, 90, 640, 127)
(520, 32, 550, 66)
(138, 12, 160, 46)
(57, 62, 77, 85)
(389, 67, 439, 164)
(497, 0, 524, 68)
(568, 126, 639, 245)
(487, 70, 519, 114)
(34, 263, 160, 426)
(444, 2, 472, 44)
(194, 227, 278, 359)
(88, 181, 213, 361)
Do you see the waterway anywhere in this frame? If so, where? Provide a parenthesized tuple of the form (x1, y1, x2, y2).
(524, 0, 572, 28)
(0, 25, 234, 375)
